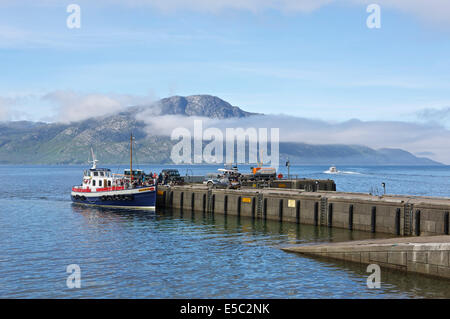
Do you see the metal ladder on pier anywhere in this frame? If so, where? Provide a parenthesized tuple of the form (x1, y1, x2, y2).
(404, 203, 413, 235)
(256, 193, 263, 219)
(320, 197, 328, 226)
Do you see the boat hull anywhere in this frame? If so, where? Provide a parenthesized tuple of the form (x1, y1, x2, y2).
(71, 187, 156, 210)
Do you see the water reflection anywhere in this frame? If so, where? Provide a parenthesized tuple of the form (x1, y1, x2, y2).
(70, 204, 450, 298)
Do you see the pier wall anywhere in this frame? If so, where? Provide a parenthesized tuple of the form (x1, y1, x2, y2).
(282, 237, 450, 279)
(157, 185, 450, 236)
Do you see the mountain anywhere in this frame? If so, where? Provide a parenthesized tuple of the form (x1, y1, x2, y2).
(278, 143, 439, 165)
(0, 94, 442, 165)
(140, 95, 258, 118)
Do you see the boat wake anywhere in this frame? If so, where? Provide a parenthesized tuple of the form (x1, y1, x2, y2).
(323, 170, 361, 175)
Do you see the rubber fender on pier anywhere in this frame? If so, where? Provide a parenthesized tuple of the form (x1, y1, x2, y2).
(314, 202, 319, 226)
(328, 203, 333, 228)
(371, 206, 376, 233)
(445, 211, 449, 235)
(348, 205, 354, 231)
(395, 208, 401, 235)
(415, 210, 421, 236)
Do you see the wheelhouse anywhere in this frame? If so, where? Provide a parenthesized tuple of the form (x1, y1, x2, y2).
(83, 168, 114, 188)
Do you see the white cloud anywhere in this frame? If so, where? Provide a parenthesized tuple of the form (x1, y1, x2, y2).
(0, 98, 10, 121)
(0, 0, 334, 13)
(118, 0, 450, 24)
(118, 0, 334, 13)
(3, 0, 450, 24)
(352, 0, 450, 27)
(0, 95, 33, 121)
(43, 90, 156, 123)
(139, 113, 450, 164)
(417, 106, 450, 122)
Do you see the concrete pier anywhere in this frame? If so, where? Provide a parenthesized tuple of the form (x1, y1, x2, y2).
(157, 184, 450, 236)
(282, 236, 450, 279)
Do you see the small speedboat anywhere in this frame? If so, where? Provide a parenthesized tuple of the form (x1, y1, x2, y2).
(71, 134, 156, 210)
(324, 165, 339, 174)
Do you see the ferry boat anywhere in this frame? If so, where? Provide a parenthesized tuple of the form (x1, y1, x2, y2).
(71, 134, 156, 210)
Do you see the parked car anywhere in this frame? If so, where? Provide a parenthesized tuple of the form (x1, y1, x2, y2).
(160, 169, 184, 185)
(203, 173, 240, 189)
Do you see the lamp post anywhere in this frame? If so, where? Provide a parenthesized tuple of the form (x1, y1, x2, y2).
(286, 159, 290, 180)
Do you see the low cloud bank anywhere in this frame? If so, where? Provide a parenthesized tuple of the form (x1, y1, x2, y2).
(43, 90, 156, 123)
(0, 98, 10, 121)
(139, 113, 450, 164)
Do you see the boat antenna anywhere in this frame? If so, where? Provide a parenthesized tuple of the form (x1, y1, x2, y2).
(89, 147, 98, 169)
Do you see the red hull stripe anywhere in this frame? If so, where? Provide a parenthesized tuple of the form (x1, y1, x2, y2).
(71, 186, 155, 193)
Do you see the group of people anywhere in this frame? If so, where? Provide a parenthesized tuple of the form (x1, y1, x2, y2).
(114, 172, 158, 189)
(158, 172, 170, 185)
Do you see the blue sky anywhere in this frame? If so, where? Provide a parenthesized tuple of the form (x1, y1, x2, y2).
(1, 0, 450, 162)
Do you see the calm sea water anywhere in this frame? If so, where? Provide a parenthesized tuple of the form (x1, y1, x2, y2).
(1, 164, 450, 298)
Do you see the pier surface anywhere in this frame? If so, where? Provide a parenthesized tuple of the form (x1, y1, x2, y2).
(282, 236, 450, 279)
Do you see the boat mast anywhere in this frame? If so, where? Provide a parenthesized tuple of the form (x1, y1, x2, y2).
(90, 147, 98, 169)
(130, 133, 133, 182)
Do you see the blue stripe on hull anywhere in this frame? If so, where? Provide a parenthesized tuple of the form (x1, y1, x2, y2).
(71, 190, 156, 209)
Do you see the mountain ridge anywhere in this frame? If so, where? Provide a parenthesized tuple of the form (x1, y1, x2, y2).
(0, 95, 442, 165)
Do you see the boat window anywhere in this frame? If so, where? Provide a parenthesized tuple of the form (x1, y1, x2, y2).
(92, 180, 96, 186)
(93, 172, 98, 177)
(108, 181, 111, 187)
(100, 172, 104, 177)
(99, 180, 102, 187)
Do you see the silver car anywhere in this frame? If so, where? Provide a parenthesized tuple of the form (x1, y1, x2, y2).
(203, 173, 240, 189)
